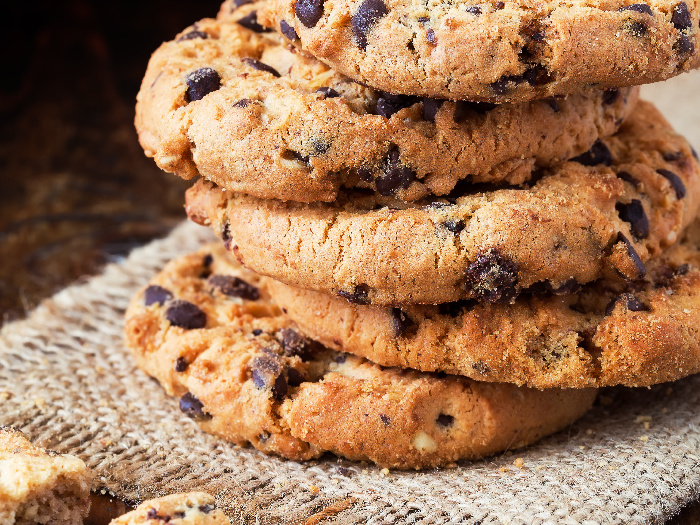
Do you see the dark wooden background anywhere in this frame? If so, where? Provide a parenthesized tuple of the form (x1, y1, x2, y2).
(1, 1, 698, 522)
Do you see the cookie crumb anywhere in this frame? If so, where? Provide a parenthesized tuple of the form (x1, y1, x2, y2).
(640, 435, 649, 442)
(513, 458, 524, 469)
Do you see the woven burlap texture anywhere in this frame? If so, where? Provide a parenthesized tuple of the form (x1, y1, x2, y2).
(1, 221, 699, 524)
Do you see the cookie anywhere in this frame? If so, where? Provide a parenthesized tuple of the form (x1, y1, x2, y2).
(124, 247, 596, 469)
(267, 214, 700, 389)
(110, 493, 229, 525)
(135, 11, 638, 203)
(185, 100, 700, 305)
(243, 0, 700, 102)
(0, 427, 93, 525)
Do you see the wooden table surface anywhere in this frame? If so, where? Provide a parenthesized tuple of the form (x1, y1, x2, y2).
(1, 1, 699, 522)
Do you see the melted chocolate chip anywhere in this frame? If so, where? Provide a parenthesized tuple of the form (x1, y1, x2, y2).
(221, 221, 232, 250)
(280, 20, 299, 40)
(165, 300, 207, 329)
(618, 4, 653, 15)
(177, 30, 209, 42)
(616, 232, 647, 279)
(465, 6, 482, 14)
(174, 357, 189, 372)
(242, 57, 280, 77)
(426, 28, 436, 43)
(616, 199, 649, 239)
(423, 98, 444, 121)
(185, 68, 221, 103)
(465, 249, 519, 303)
(443, 219, 466, 234)
(604, 293, 649, 316)
(657, 168, 686, 198)
(571, 140, 613, 166)
(316, 87, 340, 99)
(472, 362, 490, 375)
(179, 392, 212, 421)
(617, 171, 640, 188)
(603, 88, 620, 104)
(338, 284, 370, 304)
(675, 34, 695, 55)
(251, 353, 287, 399)
(391, 308, 417, 337)
(376, 147, 416, 195)
(376, 92, 419, 118)
(144, 285, 173, 306)
(295, 0, 326, 27)
(672, 2, 692, 29)
(352, 0, 389, 50)
(279, 328, 316, 360)
(436, 414, 455, 427)
(237, 11, 272, 33)
(208, 274, 260, 300)
(380, 414, 391, 426)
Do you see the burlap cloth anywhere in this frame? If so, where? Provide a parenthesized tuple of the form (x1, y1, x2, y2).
(1, 221, 699, 524)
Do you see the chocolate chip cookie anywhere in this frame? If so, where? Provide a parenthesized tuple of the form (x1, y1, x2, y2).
(267, 215, 700, 389)
(0, 427, 93, 525)
(185, 101, 700, 305)
(124, 247, 596, 469)
(110, 493, 229, 525)
(245, 0, 700, 102)
(136, 9, 638, 202)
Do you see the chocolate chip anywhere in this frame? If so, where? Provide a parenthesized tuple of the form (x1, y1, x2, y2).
(675, 34, 695, 55)
(522, 65, 552, 86)
(626, 20, 648, 36)
(376, 147, 416, 196)
(443, 219, 466, 234)
(146, 509, 169, 520)
(616, 232, 647, 279)
(672, 2, 692, 29)
(426, 28, 436, 43)
(280, 20, 299, 40)
(208, 274, 260, 300)
(603, 88, 620, 104)
(465, 249, 519, 303)
(436, 414, 454, 427)
(357, 167, 373, 182)
(144, 285, 173, 306)
(692, 147, 699, 160)
(663, 151, 684, 162)
(380, 414, 391, 426)
(258, 431, 270, 442)
(179, 392, 212, 421)
(422, 98, 443, 121)
(465, 6, 482, 14)
(221, 221, 232, 250)
(390, 308, 416, 337)
(333, 354, 347, 364)
(279, 328, 316, 360)
(177, 30, 209, 42)
(295, 0, 326, 27)
(174, 357, 189, 372)
(490, 77, 514, 96)
(472, 362, 490, 375)
(234, 0, 253, 5)
(375, 92, 419, 118)
(604, 293, 649, 316)
(252, 329, 263, 336)
(237, 11, 272, 33)
(311, 137, 331, 155)
(617, 171, 640, 187)
(198, 504, 216, 514)
(287, 368, 306, 387)
(173, 512, 186, 519)
(185, 68, 221, 103)
(316, 87, 340, 99)
(546, 98, 560, 112)
(551, 278, 581, 295)
(675, 263, 690, 276)
(165, 300, 207, 329)
(618, 4, 653, 15)
(418, 16, 430, 23)
(338, 284, 370, 304)
(454, 101, 498, 122)
(281, 149, 310, 165)
(657, 168, 686, 198)
(616, 199, 649, 239)
(251, 353, 287, 399)
(495, 1, 505, 8)
(352, 0, 389, 50)
(233, 98, 253, 108)
(202, 254, 213, 268)
(242, 57, 280, 77)
(571, 140, 613, 166)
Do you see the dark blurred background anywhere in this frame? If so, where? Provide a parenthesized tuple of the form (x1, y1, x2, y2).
(0, 0, 221, 324)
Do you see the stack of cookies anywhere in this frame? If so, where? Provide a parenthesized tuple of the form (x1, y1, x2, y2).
(128, 0, 700, 469)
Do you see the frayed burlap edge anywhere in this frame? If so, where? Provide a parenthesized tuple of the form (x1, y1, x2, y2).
(1, 221, 699, 524)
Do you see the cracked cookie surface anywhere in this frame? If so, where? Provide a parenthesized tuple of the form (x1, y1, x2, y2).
(245, 0, 700, 102)
(124, 247, 595, 469)
(267, 216, 700, 389)
(185, 101, 700, 305)
(136, 10, 638, 203)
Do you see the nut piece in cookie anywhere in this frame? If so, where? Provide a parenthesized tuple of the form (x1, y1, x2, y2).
(109, 492, 229, 524)
(0, 427, 92, 525)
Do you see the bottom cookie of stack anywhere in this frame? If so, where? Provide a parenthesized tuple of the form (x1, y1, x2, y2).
(124, 246, 596, 469)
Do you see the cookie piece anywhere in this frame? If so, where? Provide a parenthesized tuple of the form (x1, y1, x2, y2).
(267, 215, 700, 388)
(135, 11, 638, 203)
(110, 493, 229, 525)
(124, 248, 596, 469)
(0, 427, 92, 525)
(185, 101, 700, 305)
(243, 0, 700, 102)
